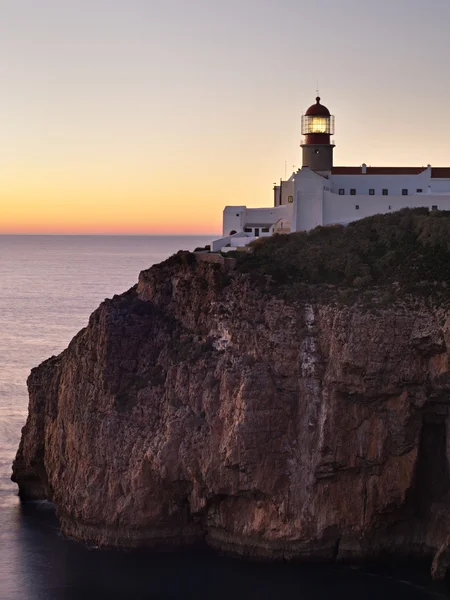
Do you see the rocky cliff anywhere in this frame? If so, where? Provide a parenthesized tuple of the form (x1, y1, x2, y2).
(12, 210, 450, 578)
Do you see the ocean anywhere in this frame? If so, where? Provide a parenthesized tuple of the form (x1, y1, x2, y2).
(0, 234, 448, 599)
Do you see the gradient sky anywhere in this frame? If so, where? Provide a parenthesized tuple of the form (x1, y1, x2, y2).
(1, 0, 450, 233)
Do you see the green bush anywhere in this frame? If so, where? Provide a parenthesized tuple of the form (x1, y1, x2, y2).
(233, 209, 450, 299)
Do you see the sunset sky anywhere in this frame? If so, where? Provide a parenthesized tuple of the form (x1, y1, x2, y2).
(2, 0, 450, 234)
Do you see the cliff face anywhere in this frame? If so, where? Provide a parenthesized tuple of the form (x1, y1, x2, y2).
(12, 252, 450, 575)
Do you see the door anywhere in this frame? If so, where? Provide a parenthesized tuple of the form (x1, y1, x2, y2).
(254, 228, 260, 237)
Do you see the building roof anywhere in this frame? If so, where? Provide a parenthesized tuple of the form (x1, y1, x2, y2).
(331, 166, 450, 178)
(332, 167, 427, 175)
(431, 168, 450, 178)
(305, 96, 331, 117)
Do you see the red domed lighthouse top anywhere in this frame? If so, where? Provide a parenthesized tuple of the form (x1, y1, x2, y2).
(301, 95, 335, 171)
(301, 95, 335, 144)
(305, 96, 331, 117)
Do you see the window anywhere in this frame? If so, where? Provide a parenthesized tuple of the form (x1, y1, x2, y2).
(416, 189, 423, 193)
(350, 189, 356, 195)
(244, 227, 252, 233)
(302, 115, 334, 134)
(388, 205, 392, 210)
(432, 205, 438, 211)
(339, 189, 345, 195)
(369, 189, 375, 195)
(229, 230, 237, 235)
(314, 149, 320, 154)
(402, 189, 408, 195)
(288, 195, 293, 203)
(355, 205, 360, 210)
(236, 213, 240, 217)
(262, 227, 270, 233)
(382, 189, 389, 196)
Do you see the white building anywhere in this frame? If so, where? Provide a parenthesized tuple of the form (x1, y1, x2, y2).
(212, 97, 450, 252)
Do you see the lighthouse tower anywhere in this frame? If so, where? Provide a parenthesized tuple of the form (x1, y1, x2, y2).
(301, 96, 335, 173)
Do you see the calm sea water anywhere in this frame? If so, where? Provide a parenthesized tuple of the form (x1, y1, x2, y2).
(0, 235, 448, 600)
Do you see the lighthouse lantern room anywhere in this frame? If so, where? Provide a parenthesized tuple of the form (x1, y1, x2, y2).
(301, 96, 335, 173)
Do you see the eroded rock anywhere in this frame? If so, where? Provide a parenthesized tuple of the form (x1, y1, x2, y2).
(11, 252, 450, 579)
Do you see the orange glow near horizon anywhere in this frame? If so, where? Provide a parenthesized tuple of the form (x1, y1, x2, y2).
(2, 1, 450, 234)
(0, 136, 280, 234)
(1, 190, 222, 234)
(0, 166, 227, 234)
(1, 193, 224, 235)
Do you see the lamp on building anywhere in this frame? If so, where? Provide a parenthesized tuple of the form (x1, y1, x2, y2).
(300, 96, 335, 172)
(308, 117, 328, 133)
(301, 97, 335, 140)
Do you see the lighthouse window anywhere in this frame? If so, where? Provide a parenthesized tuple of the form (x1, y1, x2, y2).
(402, 189, 408, 195)
(382, 189, 389, 195)
(416, 189, 423, 193)
(432, 205, 438, 211)
(369, 189, 375, 195)
(314, 149, 320, 154)
(355, 205, 360, 210)
(350, 189, 356, 195)
(339, 189, 345, 195)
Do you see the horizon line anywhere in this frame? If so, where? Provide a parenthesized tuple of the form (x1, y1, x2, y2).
(0, 232, 219, 237)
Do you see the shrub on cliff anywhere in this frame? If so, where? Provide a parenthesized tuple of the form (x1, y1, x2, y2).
(234, 209, 450, 297)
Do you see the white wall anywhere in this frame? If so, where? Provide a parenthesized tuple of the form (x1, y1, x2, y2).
(223, 206, 246, 236)
(274, 186, 281, 206)
(292, 166, 450, 231)
(292, 168, 326, 232)
(245, 205, 292, 225)
(212, 235, 232, 252)
(212, 234, 268, 253)
(280, 179, 294, 206)
(322, 191, 450, 227)
(430, 178, 450, 193)
(294, 189, 324, 231)
(223, 205, 292, 236)
(275, 176, 296, 207)
(329, 171, 434, 196)
(220, 168, 450, 248)
(217, 204, 292, 251)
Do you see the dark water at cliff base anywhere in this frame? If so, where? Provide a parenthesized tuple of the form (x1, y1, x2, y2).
(0, 235, 449, 599)
(3, 501, 450, 600)
(3, 500, 449, 600)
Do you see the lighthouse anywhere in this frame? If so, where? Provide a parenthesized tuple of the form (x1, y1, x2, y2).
(213, 93, 450, 252)
(301, 96, 335, 173)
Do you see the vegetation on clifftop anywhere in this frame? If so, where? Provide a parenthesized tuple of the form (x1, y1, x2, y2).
(233, 208, 450, 302)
